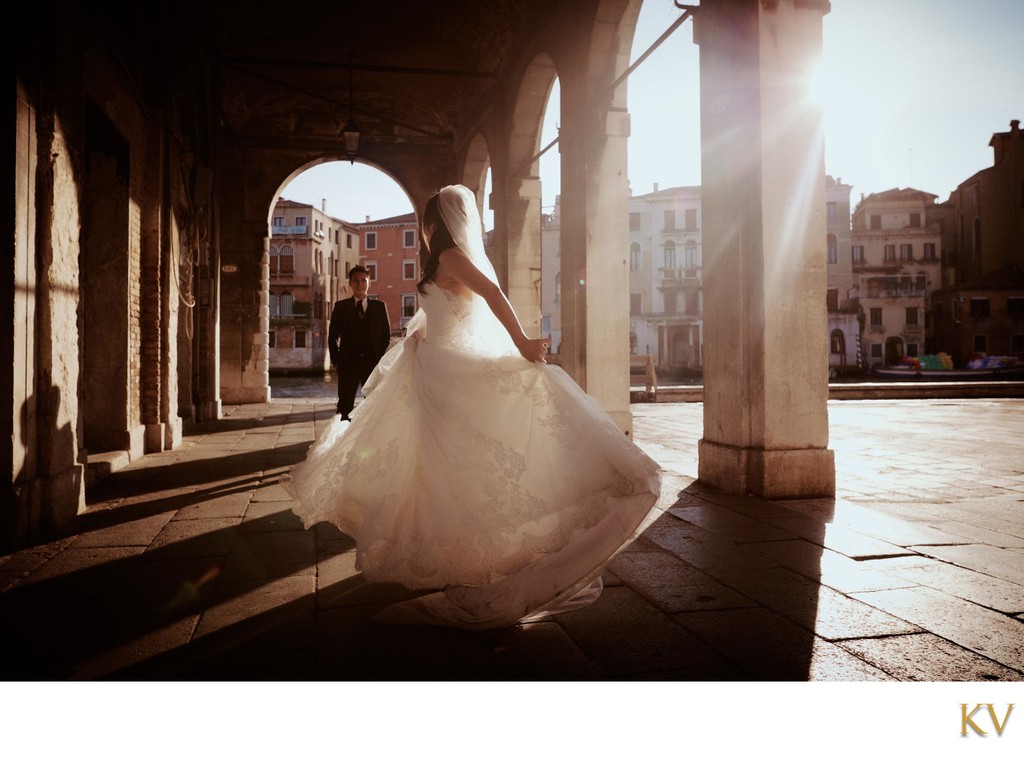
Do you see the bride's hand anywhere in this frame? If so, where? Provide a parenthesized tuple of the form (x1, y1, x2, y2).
(517, 337, 551, 363)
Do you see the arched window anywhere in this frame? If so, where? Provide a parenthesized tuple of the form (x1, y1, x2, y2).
(830, 329, 845, 355)
(269, 292, 279, 317)
(269, 245, 279, 275)
(280, 291, 294, 315)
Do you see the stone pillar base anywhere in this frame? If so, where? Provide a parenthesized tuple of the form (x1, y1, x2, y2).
(165, 416, 183, 449)
(698, 439, 835, 499)
(43, 463, 85, 532)
(199, 399, 222, 422)
(145, 423, 166, 454)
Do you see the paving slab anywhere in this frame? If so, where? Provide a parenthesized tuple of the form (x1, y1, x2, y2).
(607, 551, 758, 614)
(554, 585, 734, 679)
(641, 513, 776, 572)
(837, 633, 1024, 682)
(852, 586, 1024, 673)
(709, 566, 920, 641)
(675, 607, 894, 681)
(910, 543, 1024, 586)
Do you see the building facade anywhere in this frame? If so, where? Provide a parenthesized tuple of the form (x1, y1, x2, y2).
(627, 185, 704, 372)
(825, 176, 861, 376)
(929, 120, 1024, 365)
(540, 199, 562, 353)
(355, 213, 420, 335)
(851, 188, 943, 368)
(268, 200, 360, 373)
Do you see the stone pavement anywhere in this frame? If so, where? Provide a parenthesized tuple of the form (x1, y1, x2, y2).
(1, 398, 1022, 681)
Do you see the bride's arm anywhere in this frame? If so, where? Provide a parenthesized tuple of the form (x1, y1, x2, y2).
(439, 248, 550, 362)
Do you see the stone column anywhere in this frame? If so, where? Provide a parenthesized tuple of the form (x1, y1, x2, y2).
(217, 154, 271, 405)
(503, 175, 544, 339)
(695, 0, 835, 497)
(559, 96, 633, 434)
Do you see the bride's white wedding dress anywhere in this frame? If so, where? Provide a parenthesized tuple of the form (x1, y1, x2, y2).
(286, 187, 662, 631)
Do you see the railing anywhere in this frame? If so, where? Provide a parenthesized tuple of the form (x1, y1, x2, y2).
(271, 225, 309, 236)
(868, 324, 886, 333)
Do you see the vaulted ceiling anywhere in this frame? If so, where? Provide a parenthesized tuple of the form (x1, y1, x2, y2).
(210, 0, 560, 156)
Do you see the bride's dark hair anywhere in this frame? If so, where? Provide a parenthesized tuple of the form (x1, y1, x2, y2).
(416, 190, 457, 295)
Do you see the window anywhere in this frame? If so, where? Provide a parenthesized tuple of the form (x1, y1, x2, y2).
(403, 229, 416, 248)
(269, 293, 279, 317)
(973, 217, 981, 252)
(630, 293, 641, 315)
(295, 329, 306, 349)
(935, 303, 944, 320)
(970, 298, 990, 318)
(974, 335, 987, 353)
(268, 330, 276, 348)
(852, 245, 865, 264)
(907, 343, 919, 357)
(629, 213, 641, 231)
(269, 245, 279, 275)
(923, 243, 937, 261)
(900, 244, 913, 262)
(684, 209, 697, 230)
(830, 329, 844, 354)
(664, 241, 677, 270)
(554, 272, 561, 303)
(346, 233, 353, 248)
(827, 202, 837, 223)
(365, 232, 377, 250)
(684, 291, 699, 316)
(870, 344, 882, 359)
(884, 245, 895, 263)
(684, 241, 698, 269)
(826, 234, 838, 264)
(363, 262, 377, 280)
(906, 307, 918, 326)
(663, 291, 677, 315)
(870, 307, 883, 326)
(826, 289, 839, 312)
(1007, 297, 1024, 317)
(403, 260, 416, 280)
(279, 245, 294, 273)
(280, 292, 294, 315)
(273, 216, 284, 227)
(909, 212, 921, 228)
(629, 243, 641, 271)
(870, 214, 881, 230)
(663, 210, 676, 231)
(295, 216, 307, 228)
(402, 294, 417, 318)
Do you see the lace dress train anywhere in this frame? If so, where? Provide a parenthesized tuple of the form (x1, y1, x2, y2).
(285, 284, 663, 630)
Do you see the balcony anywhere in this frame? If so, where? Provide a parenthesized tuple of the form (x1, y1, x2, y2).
(868, 324, 886, 334)
(271, 224, 309, 237)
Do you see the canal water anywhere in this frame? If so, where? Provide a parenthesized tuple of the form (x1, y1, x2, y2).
(270, 374, 337, 399)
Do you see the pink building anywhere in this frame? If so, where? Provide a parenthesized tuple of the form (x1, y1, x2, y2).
(356, 212, 420, 334)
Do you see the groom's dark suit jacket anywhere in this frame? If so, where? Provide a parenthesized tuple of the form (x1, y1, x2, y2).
(328, 296, 391, 369)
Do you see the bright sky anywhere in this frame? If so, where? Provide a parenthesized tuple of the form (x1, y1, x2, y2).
(281, 0, 1023, 225)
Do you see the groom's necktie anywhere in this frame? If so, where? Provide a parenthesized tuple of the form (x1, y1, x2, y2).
(356, 299, 364, 318)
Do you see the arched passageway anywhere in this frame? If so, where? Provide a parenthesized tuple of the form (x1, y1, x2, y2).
(8, 0, 834, 549)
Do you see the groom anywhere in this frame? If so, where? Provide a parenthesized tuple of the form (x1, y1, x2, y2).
(328, 265, 391, 420)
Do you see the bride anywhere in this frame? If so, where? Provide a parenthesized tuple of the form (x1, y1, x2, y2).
(285, 184, 663, 630)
